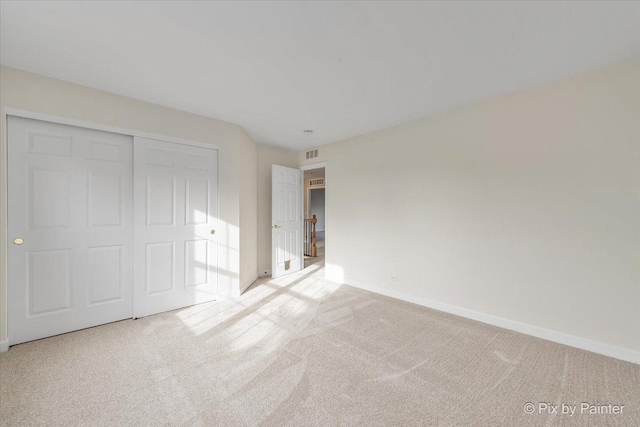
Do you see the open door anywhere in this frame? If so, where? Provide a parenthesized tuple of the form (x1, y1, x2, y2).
(272, 165, 303, 278)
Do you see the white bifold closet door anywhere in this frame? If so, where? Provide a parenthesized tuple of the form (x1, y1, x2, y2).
(133, 137, 219, 318)
(8, 116, 134, 345)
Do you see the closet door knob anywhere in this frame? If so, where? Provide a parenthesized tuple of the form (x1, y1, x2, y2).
(13, 237, 24, 245)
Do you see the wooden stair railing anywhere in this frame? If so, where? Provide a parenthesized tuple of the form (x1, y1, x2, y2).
(304, 215, 318, 257)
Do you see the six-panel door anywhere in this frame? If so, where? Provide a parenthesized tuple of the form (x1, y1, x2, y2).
(272, 165, 303, 278)
(8, 117, 134, 345)
(133, 137, 219, 318)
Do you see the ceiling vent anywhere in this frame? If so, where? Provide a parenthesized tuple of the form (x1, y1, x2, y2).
(305, 149, 318, 160)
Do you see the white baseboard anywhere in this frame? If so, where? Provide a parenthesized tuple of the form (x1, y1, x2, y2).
(0, 339, 8, 353)
(259, 270, 272, 278)
(344, 279, 640, 365)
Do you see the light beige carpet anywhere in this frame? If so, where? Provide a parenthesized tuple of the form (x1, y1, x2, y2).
(1, 260, 638, 426)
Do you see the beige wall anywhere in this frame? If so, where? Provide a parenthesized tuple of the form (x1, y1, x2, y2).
(257, 145, 299, 275)
(298, 59, 640, 357)
(239, 129, 259, 292)
(0, 66, 258, 343)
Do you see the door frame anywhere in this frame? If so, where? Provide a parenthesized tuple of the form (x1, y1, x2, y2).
(1, 107, 219, 351)
(300, 162, 328, 267)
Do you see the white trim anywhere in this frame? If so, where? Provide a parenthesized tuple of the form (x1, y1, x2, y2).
(300, 162, 327, 171)
(0, 339, 8, 353)
(341, 279, 640, 365)
(1, 111, 7, 345)
(4, 108, 219, 150)
(239, 273, 259, 296)
(300, 172, 305, 273)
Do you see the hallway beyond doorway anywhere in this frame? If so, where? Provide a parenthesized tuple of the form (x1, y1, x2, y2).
(303, 165, 326, 269)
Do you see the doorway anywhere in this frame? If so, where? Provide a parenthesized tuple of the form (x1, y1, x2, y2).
(302, 166, 326, 268)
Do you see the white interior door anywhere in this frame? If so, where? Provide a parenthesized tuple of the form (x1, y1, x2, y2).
(133, 137, 218, 318)
(8, 116, 134, 345)
(272, 165, 303, 278)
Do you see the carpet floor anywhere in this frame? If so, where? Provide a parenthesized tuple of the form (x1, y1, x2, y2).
(1, 260, 638, 426)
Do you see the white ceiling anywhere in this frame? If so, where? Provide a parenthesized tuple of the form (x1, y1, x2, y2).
(2, 2, 639, 150)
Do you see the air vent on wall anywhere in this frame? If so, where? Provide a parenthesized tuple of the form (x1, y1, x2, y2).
(309, 178, 324, 187)
(305, 149, 318, 159)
